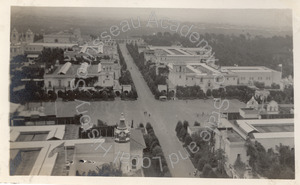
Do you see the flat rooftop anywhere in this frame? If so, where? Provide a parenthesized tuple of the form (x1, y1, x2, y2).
(190, 63, 220, 74)
(10, 125, 66, 142)
(29, 42, 77, 48)
(221, 66, 277, 73)
(235, 119, 294, 136)
(240, 108, 259, 114)
(252, 132, 294, 139)
(226, 128, 245, 142)
(220, 118, 294, 143)
(149, 46, 209, 56)
(10, 149, 41, 175)
(243, 118, 294, 126)
(255, 125, 294, 133)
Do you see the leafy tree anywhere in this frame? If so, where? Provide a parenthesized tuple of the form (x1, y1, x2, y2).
(147, 129, 155, 136)
(48, 90, 57, 101)
(57, 90, 64, 98)
(144, 134, 152, 149)
(206, 89, 212, 97)
(67, 90, 76, 101)
(194, 121, 200, 126)
(183, 120, 189, 130)
(197, 158, 207, 171)
(41, 91, 49, 102)
(233, 154, 246, 177)
(271, 83, 280, 89)
(11, 54, 27, 64)
(152, 145, 163, 156)
(212, 89, 220, 98)
(184, 134, 192, 146)
(276, 144, 295, 170)
(207, 170, 218, 178)
(194, 152, 202, 164)
(215, 149, 226, 173)
(254, 81, 265, 89)
(178, 127, 187, 141)
(175, 121, 183, 134)
(246, 140, 295, 179)
(150, 139, 160, 151)
(77, 163, 122, 176)
(202, 163, 213, 177)
(96, 163, 122, 176)
(101, 91, 108, 100)
(146, 122, 153, 131)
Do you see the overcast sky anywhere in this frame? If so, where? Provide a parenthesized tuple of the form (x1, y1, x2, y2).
(11, 7, 292, 29)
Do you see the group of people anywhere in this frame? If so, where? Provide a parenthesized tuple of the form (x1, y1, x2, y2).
(196, 112, 207, 118)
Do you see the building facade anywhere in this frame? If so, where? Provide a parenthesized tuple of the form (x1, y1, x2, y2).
(168, 62, 238, 92)
(220, 66, 282, 87)
(10, 28, 35, 59)
(167, 62, 282, 92)
(43, 29, 81, 43)
(44, 60, 121, 92)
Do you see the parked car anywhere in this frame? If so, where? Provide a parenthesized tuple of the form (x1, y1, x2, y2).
(79, 159, 87, 163)
(159, 96, 167, 101)
(213, 98, 221, 102)
(66, 160, 74, 166)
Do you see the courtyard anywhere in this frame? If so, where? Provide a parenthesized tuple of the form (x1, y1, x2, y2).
(29, 98, 244, 129)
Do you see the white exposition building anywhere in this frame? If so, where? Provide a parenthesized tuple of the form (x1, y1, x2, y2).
(212, 98, 294, 178)
(168, 63, 281, 92)
(44, 60, 121, 92)
(215, 118, 294, 168)
(144, 46, 282, 92)
(220, 66, 282, 87)
(168, 62, 237, 92)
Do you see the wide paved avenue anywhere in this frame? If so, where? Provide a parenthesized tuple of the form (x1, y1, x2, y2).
(119, 44, 196, 177)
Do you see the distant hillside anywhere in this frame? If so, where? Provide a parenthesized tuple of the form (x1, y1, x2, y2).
(11, 10, 292, 38)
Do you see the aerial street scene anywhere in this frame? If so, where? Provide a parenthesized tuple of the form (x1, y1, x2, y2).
(7, 5, 295, 180)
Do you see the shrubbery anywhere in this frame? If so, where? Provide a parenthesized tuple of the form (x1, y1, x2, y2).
(126, 43, 169, 99)
(144, 122, 171, 177)
(57, 88, 116, 101)
(76, 163, 122, 176)
(176, 86, 206, 99)
(117, 43, 138, 100)
(224, 85, 254, 103)
(175, 120, 227, 178)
